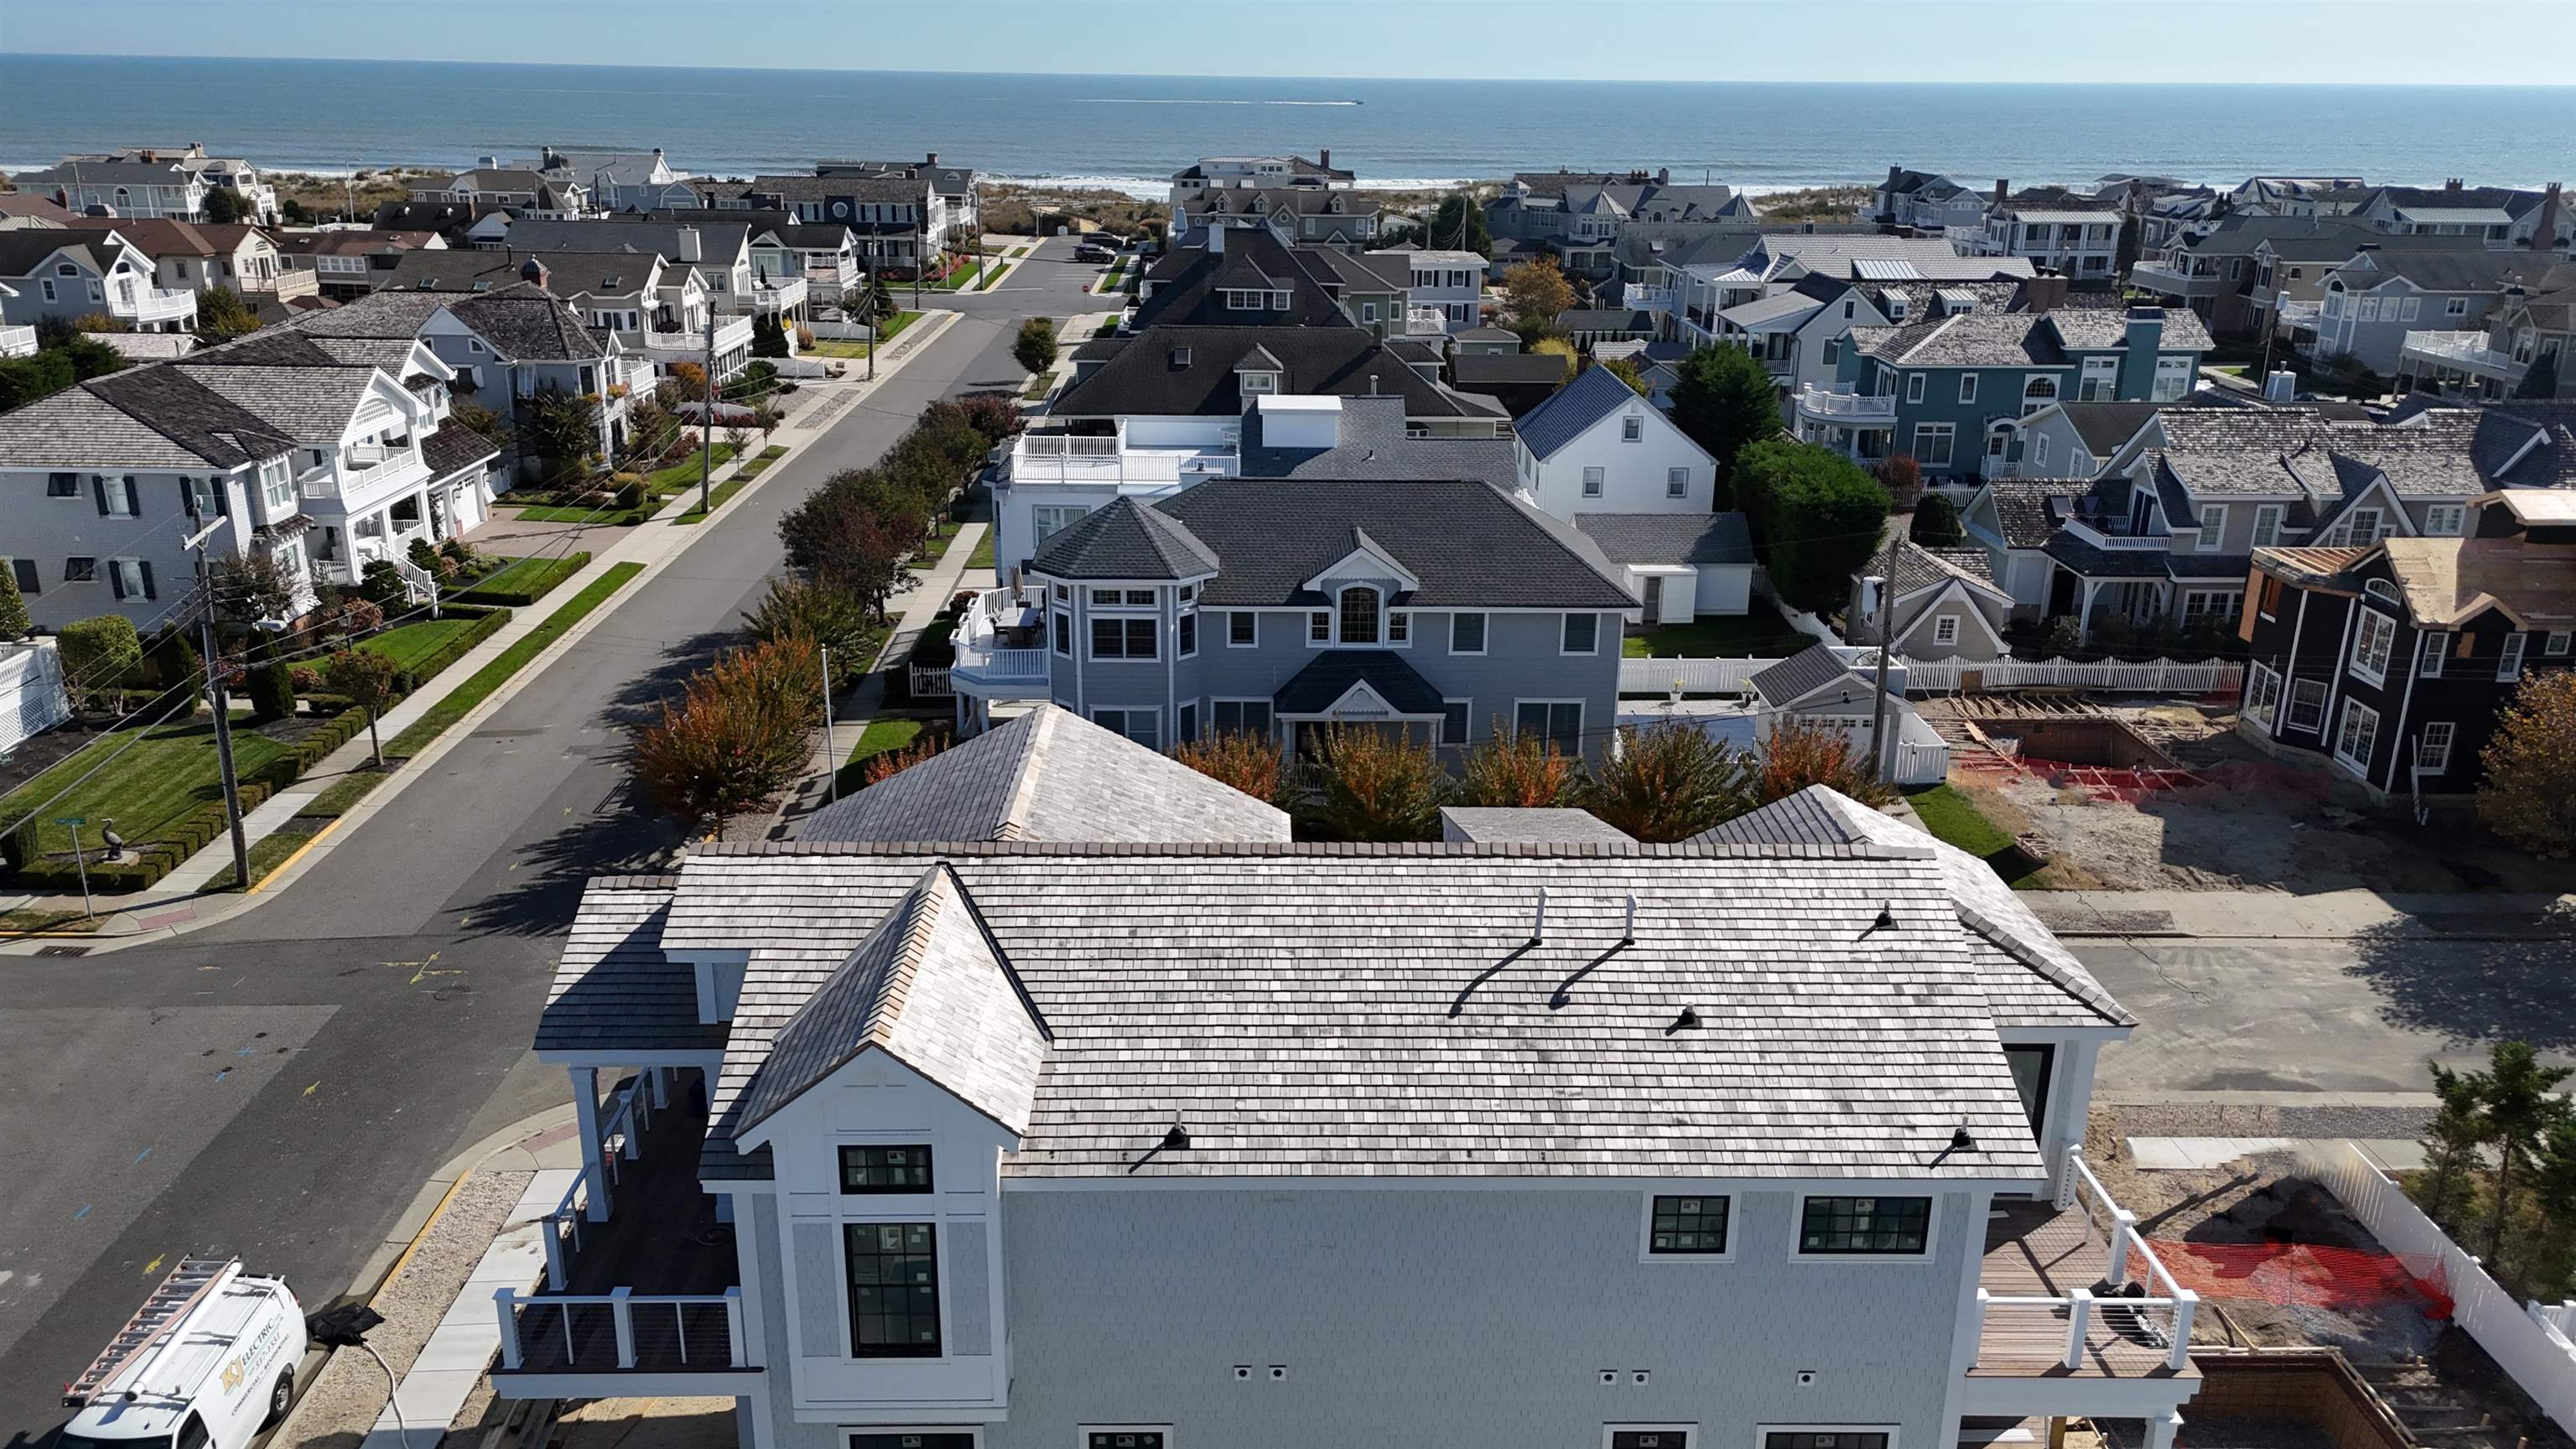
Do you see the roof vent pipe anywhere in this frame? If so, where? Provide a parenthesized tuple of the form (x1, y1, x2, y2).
(1623, 892, 1638, 944)
(1530, 886, 1547, 945)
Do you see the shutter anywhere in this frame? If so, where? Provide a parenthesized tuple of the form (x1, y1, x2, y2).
(179, 478, 197, 520)
(123, 476, 141, 517)
(138, 561, 156, 600)
(108, 563, 127, 601)
(212, 476, 229, 517)
(791, 1222, 843, 1353)
(93, 475, 111, 516)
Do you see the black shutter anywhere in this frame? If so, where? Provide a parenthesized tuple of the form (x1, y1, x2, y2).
(138, 561, 156, 600)
(179, 477, 198, 520)
(122, 476, 141, 517)
(93, 475, 111, 516)
(108, 563, 127, 600)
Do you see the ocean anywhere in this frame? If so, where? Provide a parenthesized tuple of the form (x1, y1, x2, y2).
(3, 54, 2571, 199)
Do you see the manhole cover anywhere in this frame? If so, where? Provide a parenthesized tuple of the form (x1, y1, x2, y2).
(34, 944, 92, 957)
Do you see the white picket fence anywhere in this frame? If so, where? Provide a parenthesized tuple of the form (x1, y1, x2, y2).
(2298, 1140, 2576, 1433)
(1621, 657, 1768, 695)
(0, 641, 71, 759)
(1900, 655, 2244, 695)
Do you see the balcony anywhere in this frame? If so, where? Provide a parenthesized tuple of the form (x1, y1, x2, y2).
(1623, 283, 1675, 312)
(949, 586, 1052, 697)
(1010, 431, 1236, 488)
(2276, 299, 2322, 329)
(1966, 1146, 2199, 1415)
(2128, 260, 2222, 297)
(1794, 384, 1898, 422)
(0, 325, 35, 358)
(1403, 305, 1448, 337)
(642, 314, 756, 369)
(2064, 520, 2169, 551)
(110, 284, 198, 325)
(2400, 330, 2526, 382)
(750, 276, 808, 314)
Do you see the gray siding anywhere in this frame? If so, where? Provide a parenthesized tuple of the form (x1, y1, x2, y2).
(3, 466, 253, 631)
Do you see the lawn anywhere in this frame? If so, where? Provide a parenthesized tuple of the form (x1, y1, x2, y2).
(674, 444, 791, 525)
(387, 564, 644, 758)
(805, 311, 922, 360)
(454, 553, 584, 604)
(1622, 600, 1812, 658)
(0, 719, 291, 858)
(361, 616, 480, 674)
(1094, 262, 1128, 293)
(1905, 784, 2045, 889)
(205, 821, 322, 892)
(302, 768, 389, 818)
(831, 714, 943, 797)
(642, 441, 738, 495)
(965, 529, 995, 570)
(510, 501, 640, 525)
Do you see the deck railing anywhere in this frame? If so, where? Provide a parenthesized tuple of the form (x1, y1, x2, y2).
(1978, 1145, 2198, 1374)
(495, 1285, 745, 1372)
(543, 1073, 654, 1276)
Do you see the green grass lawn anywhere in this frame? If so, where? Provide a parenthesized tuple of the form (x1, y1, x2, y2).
(1094, 262, 1127, 293)
(832, 714, 943, 797)
(0, 719, 291, 857)
(361, 616, 479, 674)
(806, 311, 922, 360)
(456, 553, 584, 603)
(510, 501, 638, 525)
(965, 529, 995, 570)
(387, 564, 643, 758)
(642, 441, 738, 495)
(1622, 600, 1813, 658)
(301, 769, 390, 818)
(205, 821, 321, 892)
(1905, 784, 2044, 889)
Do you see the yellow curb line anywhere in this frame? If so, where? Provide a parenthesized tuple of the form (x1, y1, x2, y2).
(372, 1169, 470, 1302)
(247, 815, 345, 895)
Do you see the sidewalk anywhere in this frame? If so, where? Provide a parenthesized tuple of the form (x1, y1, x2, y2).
(2027, 887, 2576, 941)
(0, 309, 965, 944)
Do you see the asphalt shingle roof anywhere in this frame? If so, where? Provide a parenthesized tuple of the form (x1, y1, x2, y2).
(1572, 512, 1755, 567)
(1028, 496, 1222, 581)
(1746, 643, 1857, 709)
(442, 283, 606, 361)
(1273, 650, 1446, 716)
(1052, 325, 1499, 420)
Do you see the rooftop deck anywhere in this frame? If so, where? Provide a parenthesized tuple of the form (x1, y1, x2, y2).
(1972, 1154, 2199, 1387)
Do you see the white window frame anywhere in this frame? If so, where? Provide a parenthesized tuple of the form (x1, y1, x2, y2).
(2333, 698, 2381, 774)
(1581, 465, 1606, 497)
(2244, 661, 2282, 730)
(2348, 608, 2396, 685)
(1931, 615, 1961, 647)
(2287, 677, 2328, 733)
(1622, 415, 1644, 443)
(2195, 504, 2227, 552)
(1560, 612, 1601, 656)
(2446, 296, 2470, 317)
(1090, 708, 1161, 750)
(1177, 606, 1197, 659)
(2418, 631, 2447, 678)
(2345, 507, 2383, 545)
(2423, 503, 2464, 537)
(1333, 582, 1385, 646)
(1957, 374, 1977, 404)
(2500, 631, 2527, 681)
(2251, 504, 2283, 548)
(1903, 372, 1925, 403)
(109, 556, 151, 600)
(2546, 630, 2572, 657)
(1911, 423, 1955, 469)
(1789, 1194, 1940, 1263)
(1307, 610, 1331, 646)
(1226, 610, 1258, 648)
(2415, 721, 2455, 775)
(2033, 434, 2050, 468)
(1450, 611, 1488, 656)
(1087, 612, 1161, 663)
(1665, 466, 1690, 498)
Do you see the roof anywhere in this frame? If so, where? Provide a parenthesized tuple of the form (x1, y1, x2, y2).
(1551, 308, 1659, 335)
(1237, 394, 1517, 491)
(671, 843, 2077, 1182)
(422, 421, 501, 476)
(538, 877, 724, 1054)
(2054, 402, 2163, 456)
(1573, 512, 1756, 567)
(1513, 364, 1653, 460)
(1747, 233, 2036, 284)
(1747, 644, 1865, 709)
(1027, 496, 1221, 580)
(0, 231, 115, 278)
(802, 706, 1289, 844)
(0, 365, 291, 469)
(0, 193, 84, 225)
(1440, 807, 1633, 844)
(1883, 541, 2007, 601)
(2049, 307, 2215, 354)
(1130, 229, 1350, 328)
(1273, 649, 1447, 716)
(1693, 788, 2132, 1029)
(501, 216, 752, 266)
(2376, 535, 2576, 631)
(2330, 248, 2532, 294)
(52, 219, 265, 258)
(1719, 291, 1827, 330)
(440, 283, 606, 361)
(1151, 478, 1636, 610)
(1450, 351, 1573, 387)
(1052, 325, 1500, 421)
(1854, 312, 2060, 367)
(1982, 478, 2094, 548)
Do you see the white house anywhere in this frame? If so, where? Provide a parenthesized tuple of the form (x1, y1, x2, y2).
(1510, 364, 1718, 518)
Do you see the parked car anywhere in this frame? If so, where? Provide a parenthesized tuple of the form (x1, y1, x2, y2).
(1073, 242, 1116, 264)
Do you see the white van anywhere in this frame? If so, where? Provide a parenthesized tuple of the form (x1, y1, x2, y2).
(60, 1257, 306, 1449)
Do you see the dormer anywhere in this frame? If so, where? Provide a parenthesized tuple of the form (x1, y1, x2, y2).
(1234, 343, 1284, 398)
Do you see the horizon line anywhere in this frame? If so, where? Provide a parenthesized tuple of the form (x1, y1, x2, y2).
(5, 50, 2573, 87)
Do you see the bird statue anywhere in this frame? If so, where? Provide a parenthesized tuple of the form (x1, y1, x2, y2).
(99, 818, 126, 862)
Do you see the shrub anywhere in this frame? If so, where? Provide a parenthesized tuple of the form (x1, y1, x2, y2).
(1173, 730, 1291, 806)
(1876, 454, 1924, 508)
(1757, 717, 1896, 807)
(1012, 317, 1058, 376)
(744, 577, 880, 687)
(2478, 671, 2576, 857)
(615, 479, 647, 512)
(3, 814, 39, 874)
(1303, 724, 1449, 841)
(247, 658, 296, 723)
(627, 633, 823, 833)
(0, 565, 28, 640)
(357, 559, 408, 608)
(407, 537, 444, 576)
(1584, 722, 1751, 841)
(1740, 439, 1893, 612)
(795, 323, 815, 351)
(58, 615, 143, 709)
(144, 627, 200, 691)
(1459, 730, 1579, 808)
(1911, 492, 1964, 547)
(861, 731, 953, 786)
(955, 391, 1023, 444)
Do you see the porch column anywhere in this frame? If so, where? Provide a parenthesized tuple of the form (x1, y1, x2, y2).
(2077, 579, 2101, 643)
(2143, 1414, 2182, 1449)
(570, 1064, 611, 1223)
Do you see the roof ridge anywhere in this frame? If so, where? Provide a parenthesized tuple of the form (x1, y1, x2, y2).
(684, 837, 1940, 860)
(996, 709, 1058, 842)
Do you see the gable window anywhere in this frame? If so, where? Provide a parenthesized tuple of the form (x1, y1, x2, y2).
(1665, 466, 1690, 497)
(1561, 612, 1599, 655)
(1622, 415, 1644, 443)
(1957, 374, 1978, 404)
(1910, 423, 1955, 469)
(2349, 609, 2396, 684)
(1514, 700, 1581, 753)
(2501, 631, 2527, 681)
(2334, 698, 2381, 772)
(2195, 504, 2227, 552)
(1228, 610, 1257, 647)
(1089, 616, 1158, 661)
(2345, 507, 2383, 544)
(1211, 699, 1273, 737)
(1644, 1194, 1730, 1257)
(1451, 611, 1488, 654)
(1093, 708, 1159, 749)
(2020, 374, 2058, 416)
(844, 1222, 940, 1358)
(2415, 720, 2455, 775)
(1337, 585, 1382, 644)
(1903, 372, 1925, 403)
(1798, 1195, 1931, 1256)
(839, 1145, 933, 1193)
(1581, 466, 1606, 497)
(2418, 631, 2448, 678)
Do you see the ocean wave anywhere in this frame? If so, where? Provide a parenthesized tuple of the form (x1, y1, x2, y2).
(1072, 97, 1362, 106)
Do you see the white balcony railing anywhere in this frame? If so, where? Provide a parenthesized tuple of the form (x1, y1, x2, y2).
(0, 324, 36, 359)
(1010, 433, 1235, 486)
(2401, 330, 2526, 378)
(950, 588, 1053, 688)
(1794, 385, 1898, 421)
(1623, 283, 1675, 311)
(1404, 305, 1447, 336)
(2276, 299, 2322, 327)
(1972, 1145, 2199, 1376)
(2064, 519, 2169, 551)
(112, 285, 199, 323)
(751, 276, 808, 313)
(2128, 260, 2220, 294)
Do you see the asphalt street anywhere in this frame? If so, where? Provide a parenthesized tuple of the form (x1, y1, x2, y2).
(0, 236, 1109, 1438)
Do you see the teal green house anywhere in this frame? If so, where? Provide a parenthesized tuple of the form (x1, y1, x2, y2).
(1793, 304, 2212, 483)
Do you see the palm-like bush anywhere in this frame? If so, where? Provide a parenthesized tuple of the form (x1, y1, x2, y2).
(1303, 724, 1448, 841)
(1584, 721, 1751, 841)
(1459, 729, 1579, 808)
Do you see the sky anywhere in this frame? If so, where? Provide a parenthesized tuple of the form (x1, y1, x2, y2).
(2, 0, 2571, 84)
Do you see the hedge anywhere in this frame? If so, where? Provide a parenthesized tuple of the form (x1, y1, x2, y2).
(452, 553, 589, 607)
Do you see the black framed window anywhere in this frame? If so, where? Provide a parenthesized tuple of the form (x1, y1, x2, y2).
(1612, 1433, 1691, 1449)
(1766, 1433, 1888, 1449)
(46, 472, 79, 497)
(1338, 586, 1380, 643)
(1562, 612, 1598, 653)
(1090, 616, 1156, 660)
(851, 1436, 977, 1449)
(1052, 610, 1071, 656)
(2004, 1044, 2054, 1139)
(65, 556, 97, 582)
(844, 1222, 941, 1357)
(839, 1145, 933, 1193)
(1648, 1195, 1729, 1254)
(1085, 1435, 1166, 1449)
(1800, 1196, 1931, 1254)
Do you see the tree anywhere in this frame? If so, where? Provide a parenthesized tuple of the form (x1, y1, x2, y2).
(744, 577, 879, 687)
(778, 469, 922, 619)
(448, 397, 512, 453)
(210, 552, 302, 628)
(1304, 724, 1450, 841)
(356, 558, 408, 608)
(1172, 730, 1290, 806)
(1585, 722, 1751, 842)
(1383, 191, 1493, 257)
(201, 186, 250, 225)
(864, 274, 897, 327)
(2114, 213, 2142, 278)
(1756, 716, 1898, 806)
(1875, 454, 1924, 509)
(57, 615, 142, 711)
(1669, 344, 1784, 496)
(1500, 257, 1576, 325)
(628, 634, 823, 834)
(2516, 351, 2561, 402)
(955, 391, 1024, 446)
(2478, 672, 2576, 856)
(2466, 1041, 2574, 1263)
(144, 626, 200, 691)
(725, 424, 752, 463)
(1738, 439, 1893, 612)
(324, 648, 402, 767)
(1911, 492, 1964, 546)
(1012, 316, 1058, 376)
(750, 314, 789, 359)
(1596, 355, 1649, 395)
(1459, 730, 1579, 808)
(0, 564, 29, 641)
(522, 389, 603, 481)
(2418, 1060, 2492, 1231)
(663, 361, 710, 413)
(194, 285, 262, 342)
(247, 658, 295, 724)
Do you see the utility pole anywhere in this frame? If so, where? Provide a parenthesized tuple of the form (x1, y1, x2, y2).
(699, 300, 716, 516)
(1864, 524, 1901, 785)
(865, 283, 877, 382)
(912, 208, 923, 312)
(188, 517, 252, 891)
(820, 645, 839, 803)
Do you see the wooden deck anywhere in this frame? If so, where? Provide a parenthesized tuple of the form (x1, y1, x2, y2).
(1973, 1199, 2192, 1380)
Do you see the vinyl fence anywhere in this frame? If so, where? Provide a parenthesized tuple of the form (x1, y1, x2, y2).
(2297, 1140, 2576, 1433)
(1897, 656, 2244, 696)
(0, 642, 71, 759)
(1620, 657, 1769, 696)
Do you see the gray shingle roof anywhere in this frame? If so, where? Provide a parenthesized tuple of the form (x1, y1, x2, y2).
(2330, 249, 2533, 294)
(1130, 230, 1350, 329)
(2054, 402, 2163, 456)
(1152, 478, 1636, 610)
(1573, 512, 1755, 567)
(1746, 643, 1861, 708)
(1273, 650, 1446, 716)
(0, 366, 292, 469)
(442, 283, 606, 361)
(538, 877, 724, 1054)
(1882, 541, 2004, 598)
(801, 706, 1289, 844)
(1237, 395, 1517, 491)
(1514, 364, 1647, 460)
(1854, 312, 2060, 367)
(422, 422, 500, 477)
(1052, 325, 1499, 420)
(2048, 307, 2215, 354)
(1439, 807, 1633, 844)
(667, 843, 2075, 1182)
(175, 363, 377, 444)
(1981, 478, 2090, 548)
(1028, 496, 1222, 581)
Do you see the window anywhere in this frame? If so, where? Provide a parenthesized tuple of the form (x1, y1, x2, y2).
(2345, 507, 2383, 544)
(1388, 610, 1409, 644)
(1957, 374, 1978, 404)
(1451, 611, 1487, 654)
(1177, 701, 1198, 743)
(2287, 677, 2328, 733)
(39, 278, 55, 303)
(2402, 296, 2422, 321)
(1052, 610, 1071, 656)
(1337, 586, 1381, 644)
(47, 471, 79, 498)
(1515, 700, 1581, 753)
(99, 475, 138, 517)
(1609, 1432, 1693, 1449)
(1764, 1433, 1890, 1449)
(2446, 296, 2470, 317)
(2152, 356, 2193, 402)
(1360, 301, 1379, 323)
(2423, 504, 2464, 537)
(1093, 709, 1159, 749)
(2033, 434, 2051, 468)
(1581, 465, 1606, 497)
(1308, 610, 1330, 643)
(1089, 616, 1158, 661)
(1211, 699, 1272, 737)
(2021, 374, 2058, 417)
(2251, 505, 2283, 548)
(64, 556, 97, 583)
(1177, 610, 1197, 657)
(2358, 297, 2379, 322)
(2350, 609, 2396, 683)
(2334, 698, 2381, 771)
(1932, 615, 1961, 647)
(1903, 372, 1925, 403)
(2418, 631, 2447, 678)
(2183, 590, 2240, 625)
(1798, 1195, 1932, 1255)
(1820, 338, 1841, 365)
(839, 1145, 933, 1193)
(1439, 698, 1471, 745)
(1561, 612, 1598, 655)
(107, 558, 154, 600)
(1645, 1194, 1730, 1255)
(1084, 1433, 1167, 1449)
(2245, 662, 2282, 730)
(2416, 720, 2455, 775)
(2196, 504, 2227, 552)
(2547, 631, 2572, 657)
(2080, 356, 2117, 400)
(1665, 466, 1689, 498)
(844, 1222, 940, 1358)
(2501, 631, 2527, 681)
(8, 558, 36, 595)
(1227, 610, 1257, 647)
(1911, 423, 1955, 468)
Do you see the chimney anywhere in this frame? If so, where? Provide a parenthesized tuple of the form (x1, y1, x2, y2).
(2021, 275, 2069, 313)
(2124, 304, 2165, 367)
(1207, 223, 1223, 254)
(1656, 167, 1670, 185)
(925, 152, 938, 166)
(1318, 148, 1329, 169)
(2263, 370, 2298, 402)
(676, 225, 702, 262)
(520, 257, 548, 288)
(1888, 164, 1903, 188)
(2445, 178, 2464, 192)
(1994, 178, 2009, 205)
(2534, 182, 2563, 252)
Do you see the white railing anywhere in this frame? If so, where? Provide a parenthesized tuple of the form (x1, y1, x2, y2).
(910, 665, 953, 699)
(494, 1285, 745, 1373)
(1898, 654, 2244, 695)
(548, 1072, 652, 1255)
(0, 324, 37, 358)
(1619, 657, 1768, 695)
(950, 588, 1052, 688)
(1794, 385, 1898, 420)
(1404, 305, 1448, 336)
(389, 553, 439, 617)
(1977, 1143, 2198, 1373)
(2402, 330, 2524, 377)
(2298, 1140, 2576, 1432)
(1623, 283, 1675, 311)
(2129, 260, 2219, 293)
(751, 276, 809, 313)
(116, 286, 199, 323)
(2276, 299, 2322, 326)
(1011, 434, 1233, 486)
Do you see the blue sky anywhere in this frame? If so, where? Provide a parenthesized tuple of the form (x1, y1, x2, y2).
(3, 0, 2569, 83)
